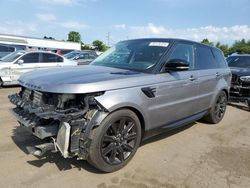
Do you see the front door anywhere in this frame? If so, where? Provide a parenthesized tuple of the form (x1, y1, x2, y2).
(147, 42, 200, 129)
(10, 52, 40, 82)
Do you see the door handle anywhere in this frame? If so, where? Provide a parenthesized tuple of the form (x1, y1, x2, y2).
(189, 75, 196, 81)
(216, 72, 220, 77)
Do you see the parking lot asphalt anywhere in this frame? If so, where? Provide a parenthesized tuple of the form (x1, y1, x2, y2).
(0, 87, 250, 188)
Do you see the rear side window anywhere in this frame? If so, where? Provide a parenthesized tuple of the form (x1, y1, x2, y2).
(42, 53, 63, 63)
(78, 54, 89, 60)
(196, 46, 216, 69)
(21, 53, 39, 63)
(89, 53, 97, 59)
(212, 49, 227, 68)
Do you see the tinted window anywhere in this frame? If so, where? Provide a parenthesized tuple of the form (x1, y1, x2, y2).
(79, 54, 89, 59)
(227, 56, 250, 68)
(21, 53, 39, 63)
(196, 46, 216, 69)
(42, 53, 63, 63)
(89, 53, 97, 59)
(8, 47, 15, 52)
(167, 43, 194, 69)
(212, 49, 227, 68)
(0, 45, 9, 52)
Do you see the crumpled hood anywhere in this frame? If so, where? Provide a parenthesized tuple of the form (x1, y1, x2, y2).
(19, 65, 155, 93)
(230, 67, 250, 77)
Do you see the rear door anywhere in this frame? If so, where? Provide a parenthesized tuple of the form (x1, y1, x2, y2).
(195, 45, 222, 110)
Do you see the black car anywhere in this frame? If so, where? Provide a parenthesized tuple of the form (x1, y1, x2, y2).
(227, 55, 250, 108)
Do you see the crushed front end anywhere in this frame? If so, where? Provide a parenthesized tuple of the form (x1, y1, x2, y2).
(9, 87, 108, 159)
(229, 74, 250, 106)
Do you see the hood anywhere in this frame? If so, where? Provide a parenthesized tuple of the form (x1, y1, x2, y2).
(230, 67, 250, 77)
(19, 65, 155, 93)
(0, 62, 11, 68)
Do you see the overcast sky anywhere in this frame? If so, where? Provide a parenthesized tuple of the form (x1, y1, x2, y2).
(0, 0, 250, 45)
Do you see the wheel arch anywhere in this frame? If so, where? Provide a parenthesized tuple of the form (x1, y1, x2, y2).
(114, 106, 146, 137)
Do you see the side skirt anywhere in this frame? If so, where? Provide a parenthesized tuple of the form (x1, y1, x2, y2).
(142, 111, 208, 141)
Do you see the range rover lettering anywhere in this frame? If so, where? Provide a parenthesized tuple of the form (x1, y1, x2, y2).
(9, 39, 231, 172)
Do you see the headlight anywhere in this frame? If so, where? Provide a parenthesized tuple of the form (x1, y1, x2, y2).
(240, 76, 250, 82)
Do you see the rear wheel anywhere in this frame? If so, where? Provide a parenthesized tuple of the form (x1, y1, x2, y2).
(247, 99, 250, 110)
(88, 109, 141, 172)
(204, 91, 227, 124)
(0, 78, 3, 88)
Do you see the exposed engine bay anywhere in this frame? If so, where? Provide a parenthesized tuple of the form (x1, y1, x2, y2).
(9, 87, 108, 159)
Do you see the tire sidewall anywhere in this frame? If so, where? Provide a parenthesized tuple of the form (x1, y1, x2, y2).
(88, 109, 142, 172)
(211, 91, 227, 123)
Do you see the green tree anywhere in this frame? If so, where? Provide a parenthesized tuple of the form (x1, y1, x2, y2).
(229, 39, 250, 54)
(81, 42, 91, 50)
(92, 40, 108, 52)
(67, 31, 81, 43)
(201, 38, 214, 46)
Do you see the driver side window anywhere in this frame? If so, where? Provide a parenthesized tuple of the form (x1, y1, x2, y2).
(167, 43, 194, 69)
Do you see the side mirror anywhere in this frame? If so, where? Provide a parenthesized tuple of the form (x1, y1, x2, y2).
(17, 59, 24, 65)
(165, 59, 189, 71)
(74, 56, 80, 60)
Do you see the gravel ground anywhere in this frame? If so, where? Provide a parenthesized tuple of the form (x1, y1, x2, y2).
(0, 87, 250, 188)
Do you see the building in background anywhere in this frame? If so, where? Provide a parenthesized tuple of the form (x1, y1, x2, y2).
(0, 33, 81, 51)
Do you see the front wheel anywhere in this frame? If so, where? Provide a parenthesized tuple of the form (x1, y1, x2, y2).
(203, 90, 227, 124)
(87, 109, 142, 172)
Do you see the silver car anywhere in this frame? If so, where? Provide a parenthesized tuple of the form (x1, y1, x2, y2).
(64, 50, 98, 65)
(0, 51, 77, 86)
(9, 38, 231, 172)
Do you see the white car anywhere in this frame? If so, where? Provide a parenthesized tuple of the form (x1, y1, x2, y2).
(0, 51, 78, 86)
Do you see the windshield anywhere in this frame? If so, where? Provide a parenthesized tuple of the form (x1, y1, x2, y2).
(64, 52, 80, 59)
(91, 40, 169, 73)
(0, 51, 24, 62)
(227, 56, 250, 68)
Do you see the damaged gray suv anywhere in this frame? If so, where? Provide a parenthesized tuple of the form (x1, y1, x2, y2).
(9, 38, 231, 172)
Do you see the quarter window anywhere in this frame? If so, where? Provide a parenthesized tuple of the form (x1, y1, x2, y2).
(21, 53, 39, 63)
(212, 49, 227, 68)
(167, 43, 194, 69)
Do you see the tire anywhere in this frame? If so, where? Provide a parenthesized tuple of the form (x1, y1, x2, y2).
(87, 109, 142, 172)
(247, 100, 250, 110)
(203, 90, 227, 124)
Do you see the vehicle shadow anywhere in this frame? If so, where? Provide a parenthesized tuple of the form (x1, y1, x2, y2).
(228, 102, 250, 112)
(11, 126, 103, 174)
(11, 122, 196, 173)
(141, 122, 196, 146)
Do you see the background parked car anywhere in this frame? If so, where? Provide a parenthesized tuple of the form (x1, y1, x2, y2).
(227, 54, 250, 108)
(0, 50, 77, 86)
(0, 44, 26, 59)
(64, 50, 98, 65)
(56, 49, 74, 56)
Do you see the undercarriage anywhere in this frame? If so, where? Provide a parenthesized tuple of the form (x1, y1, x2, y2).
(9, 87, 108, 159)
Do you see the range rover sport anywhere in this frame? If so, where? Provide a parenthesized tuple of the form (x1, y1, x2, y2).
(9, 38, 231, 172)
